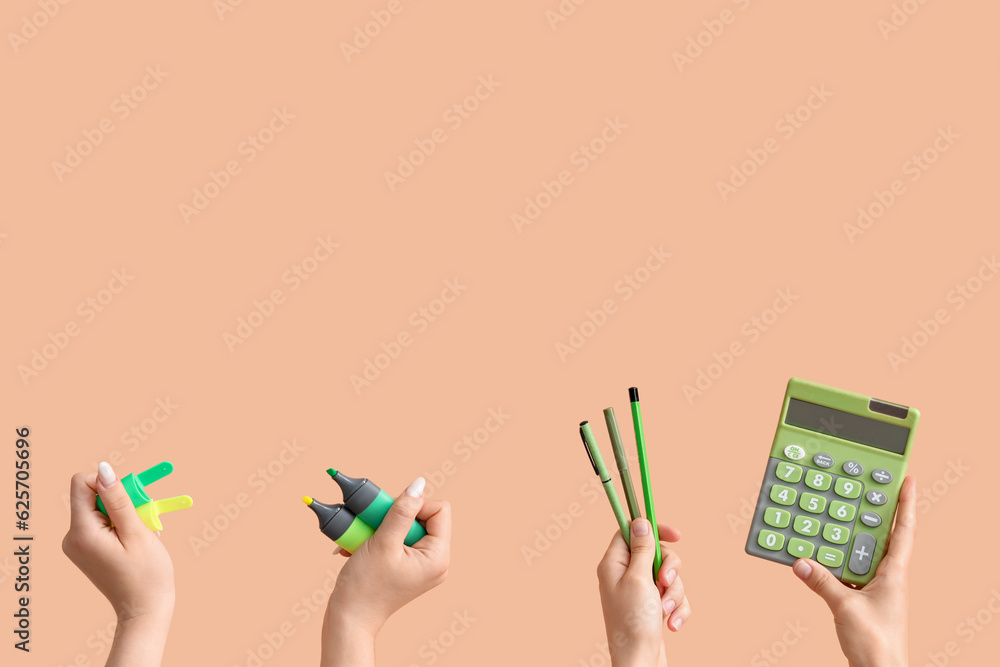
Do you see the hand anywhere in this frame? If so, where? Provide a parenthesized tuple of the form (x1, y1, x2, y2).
(62, 462, 175, 667)
(597, 518, 691, 667)
(793, 476, 916, 667)
(321, 477, 451, 667)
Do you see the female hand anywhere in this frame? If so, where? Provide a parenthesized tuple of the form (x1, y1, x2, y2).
(62, 462, 175, 666)
(792, 476, 917, 667)
(597, 518, 691, 667)
(321, 477, 451, 667)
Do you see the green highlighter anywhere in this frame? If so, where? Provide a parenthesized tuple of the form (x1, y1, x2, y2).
(302, 497, 375, 553)
(96, 461, 174, 515)
(327, 469, 426, 547)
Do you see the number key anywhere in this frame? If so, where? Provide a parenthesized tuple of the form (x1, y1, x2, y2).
(823, 523, 851, 545)
(770, 485, 797, 506)
(805, 470, 832, 491)
(758, 530, 785, 551)
(775, 462, 802, 483)
(794, 515, 820, 536)
(835, 477, 862, 499)
(799, 492, 827, 514)
(764, 508, 790, 528)
(829, 501, 857, 522)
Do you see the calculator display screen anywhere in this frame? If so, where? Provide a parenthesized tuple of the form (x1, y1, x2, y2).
(785, 399, 909, 454)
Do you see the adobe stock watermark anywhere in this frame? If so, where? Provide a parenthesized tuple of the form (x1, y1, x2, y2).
(223, 235, 339, 352)
(384, 75, 501, 192)
(877, 0, 933, 40)
(844, 126, 959, 243)
(555, 245, 669, 362)
(920, 588, 1000, 667)
(189, 439, 306, 556)
(750, 620, 809, 666)
(17, 268, 134, 386)
(339, 0, 419, 63)
(716, 85, 833, 202)
(8, 0, 73, 54)
(88, 398, 180, 473)
(350, 278, 467, 395)
(682, 288, 799, 404)
(51, 66, 168, 182)
(672, 0, 755, 73)
(405, 610, 478, 666)
(887, 254, 997, 371)
(179, 107, 295, 223)
(423, 407, 511, 497)
(511, 117, 627, 233)
(522, 476, 603, 566)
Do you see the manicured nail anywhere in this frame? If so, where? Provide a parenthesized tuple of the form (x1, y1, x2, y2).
(665, 569, 677, 586)
(633, 519, 650, 536)
(98, 462, 118, 488)
(662, 599, 676, 614)
(673, 617, 683, 630)
(793, 560, 812, 580)
(405, 477, 426, 498)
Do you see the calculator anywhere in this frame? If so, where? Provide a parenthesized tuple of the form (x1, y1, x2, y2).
(744, 378, 919, 587)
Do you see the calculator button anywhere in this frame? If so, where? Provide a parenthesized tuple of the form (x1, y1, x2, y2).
(793, 515, 820, 537)
(764, 508, 790, 528)
(770, 485, 797, 506)
(848, 533, 877, 575)
(829, 501, 857, 522)
(799, 493, 827, 514)
(787, 538, 815, 559)
(758, 530, 785, 551)
(784, 445, 806, 461)
(813, 453, 834, 468)
(834, 478, 862, 499)
(817, 546, 845, 568)
(866, 490, 887, 506)
(804, 470, 832, 491)
(860, 512, 882, 528)
(871, 469, 893, 484)
(774, 462, 803, 484)
(843, 461, 864, 476)
(822, 523, 851, 545)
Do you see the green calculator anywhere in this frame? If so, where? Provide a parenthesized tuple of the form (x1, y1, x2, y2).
(745, 378, 919, 586)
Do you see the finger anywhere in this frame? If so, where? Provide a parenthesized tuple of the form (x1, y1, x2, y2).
(667, 596, 690, 631)
(793, 558, 850, 610)
(95, 462, 146, 542)
(68, 473, 104, 530)
(657, 524, 681, 542)
(624, 518, 656, 580)
(372, 477, 426, 547)
(657, 547, 682, 589)
(880, 476, 916, 577)
(414, 497, 451, 550)
(659, 572, 685, 619)
(597, 529, 629, 584)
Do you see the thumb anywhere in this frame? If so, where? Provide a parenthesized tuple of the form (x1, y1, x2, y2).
(372, 477, 425, 547)
(626, 518, 656, 579)
(793, 559, 849, 610)
(96, 462, 146, 541)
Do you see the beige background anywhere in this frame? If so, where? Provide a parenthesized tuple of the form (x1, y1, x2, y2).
(3, 1, 999, 665)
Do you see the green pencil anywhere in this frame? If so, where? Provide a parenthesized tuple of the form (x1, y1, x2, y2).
(630, 387, 661, 577)
(603, 407, 642, 521)
(580, 421, 631, 548)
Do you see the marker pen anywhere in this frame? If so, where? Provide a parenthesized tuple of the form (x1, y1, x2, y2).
(630, 386, 662, 577)
(327, 469, 427, 546)
(302, 497, 374, 553)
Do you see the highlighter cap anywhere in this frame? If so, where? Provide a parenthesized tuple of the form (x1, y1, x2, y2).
(329, 470, 380, 511)
(305, 498, 356, 541)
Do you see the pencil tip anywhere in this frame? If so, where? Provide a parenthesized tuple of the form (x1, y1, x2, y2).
(579, 421, 588, 427)
(629, 387, 639, 402)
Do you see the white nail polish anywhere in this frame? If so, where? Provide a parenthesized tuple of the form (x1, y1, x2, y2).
(98, 461, 117, 488)
(332, 546, 342, 555)
(405, 477, 426, 498)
